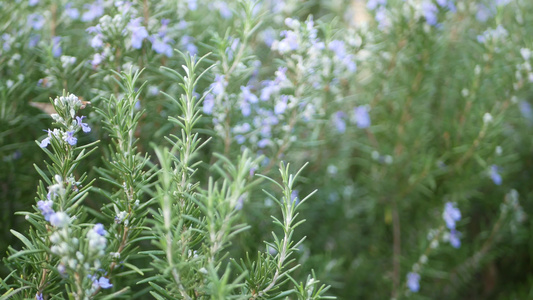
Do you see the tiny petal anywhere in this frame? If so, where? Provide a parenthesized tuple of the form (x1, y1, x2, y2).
(65, 131, 77, 146)
(449, 229, 461, 248)
(407, 272, 420, 292)
(490, 165, 502, 185)
(98, 277, 113, 289)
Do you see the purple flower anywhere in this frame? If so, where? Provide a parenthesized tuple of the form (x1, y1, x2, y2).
(261, 27, 276, 47)
(98, 277, 113, 289)
(37, 200, 55, 221)
(367, 0, 386, 10)
(151, 35, 173, 57)
(35, 292, 43, 300)
(449, 229, 461, 248)
(375, 7, 391, 30)
(211, 74, 227, 96)
(65, 130, 77, 146)
(490, 165, 502, 185)
(241, 86, 258, 104)
(235, 135, 245, 144)
(422, 1, 438, 26)
(52, 36, 62, 57)
(274, 95, 288, 115)
(354, 106, 371, 128)
(407, 272, 420, 292)
(260, 81, 279, 101)
(274, 30, 299, 53)
(93, 223, 107, 236)
(81, 0, 104, 22)
(290, 190, 299, 204)
(65, 3, 80, 19)
(2, 34, 11, 51)
(127, 18, 148, 49)
(92, 276, 113, 289)
(258, 138, 270, 148)
(90, 33, 104, 49)
(214, 1, 232, 19)
(28, 14, 45, 30)
(76, 116, 91, 132)
(203, 94, 215, 115)
(29, 0, 39, 6)
(91, 53, 104, 66)
(29, 34, 40, 48)
(333, 111, 346, 133)
(274, 67, 288, 84)
(240, 101, 251, 117)
(188, 0, 197, 10)
(181, 35, 197, 56)
(443, 202, 461, 230)
(328, 40, 346, 60)
(40, 130, 51, 148)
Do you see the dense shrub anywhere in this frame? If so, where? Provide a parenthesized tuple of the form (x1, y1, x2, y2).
(1, 0, 532, 299)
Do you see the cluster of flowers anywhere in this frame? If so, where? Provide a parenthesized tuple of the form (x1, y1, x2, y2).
(35, 176, 112, 299)
(406, 202, 462, 293)
(39, 94, 90, 148)
(203, 15, 363, 156)
(367, 0, 457, 30)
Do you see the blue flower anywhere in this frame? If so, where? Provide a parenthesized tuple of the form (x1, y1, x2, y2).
(90, 33, 104, 49)
(65, 3, 79, 19)
(98, 277, 113, 289)
(260, 81, 279, 101)
(422, 1, 438, 26)
(366, 0, 386, 10)
(188, 0, 197, 10)
(443, 202, 461, 230)
(29, 34, 40, 48)
(151, 35, 173, 57)
(181, 35, 198, 56)
(40, 130, 52, 148)
(211, 75, 227, 96)
(127, 18, 149, 49)
(93, 223, 107, 236)
(52, 36, 62, 57)
(375, 7, 391, 30)
(203, 94, 215, 115)
(241, 86, 258, 104)
(274, 67, 288, 84)
(65, 130, 77, 146)
(490, 165, 502, 185)
(91, 276, 113, 289)
(354, 106, 371, 128)
(29, 0, 39, 6)
(449, 229, 461, 248)
(91, 53, 104, 67)
(35, 292, 43, 300)
(81, 0, 104, 22)
(328, 40, 347, 60)
(258, 138, 270, 148)
(407, 272, 420, 292)
(274, 95, 288, 115)
(214, 1, 232, 19)
(240, 101, 251, 117)
(76, 116, 91, 133)
(28, 14, 45, 30)
(274, 30, 299, 53)
(37, 200, 55, 221)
